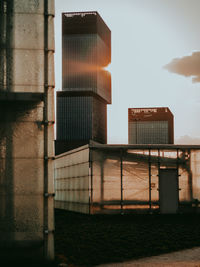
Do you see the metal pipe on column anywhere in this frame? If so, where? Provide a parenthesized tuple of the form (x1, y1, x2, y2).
(44, 0, 49, 260)
(43, 0, 55, 261)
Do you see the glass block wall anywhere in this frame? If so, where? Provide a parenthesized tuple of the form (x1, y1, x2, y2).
(54, 144, 200, 215)
(129, 121, 169, 144)
(56, 95, 107, 144)
(62, 34, 111, 104)
(57, 96, 93, 141)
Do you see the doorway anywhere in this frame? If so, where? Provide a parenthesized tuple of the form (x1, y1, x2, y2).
(159, 168, 179, 214)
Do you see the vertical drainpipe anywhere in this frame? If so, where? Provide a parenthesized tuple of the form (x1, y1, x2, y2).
(43, 0, 49, 260)
(6, 0, 14, 92)
(0, 1, 5, 89)
(148, 149, 152, 212)
(43, 0, 55, 261)
(5, 0, 14, 238)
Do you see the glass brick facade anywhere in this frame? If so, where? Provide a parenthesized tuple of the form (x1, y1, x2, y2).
(128, 107, 174, 144)
(55, 144, 200, 214)
(129, 121, 169, 144)
(57, 96, 92, 141)
(57, 94, 107, 144)
(56, 12, 111, 154)
(62, 34, 111, 104)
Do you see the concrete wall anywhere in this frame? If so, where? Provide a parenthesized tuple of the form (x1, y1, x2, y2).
(0, 0, 55, 263)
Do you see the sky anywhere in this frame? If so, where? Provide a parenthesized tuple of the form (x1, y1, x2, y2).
(54, 0, 200, 144)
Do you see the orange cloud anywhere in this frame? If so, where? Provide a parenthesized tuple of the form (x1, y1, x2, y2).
(164, 51, 200, 83)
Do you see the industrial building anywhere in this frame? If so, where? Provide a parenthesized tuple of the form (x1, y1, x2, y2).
(0, 0, 55, 263)
(128, 107, 174, 144)
(55, 11, 111, 155)
(54, 142, 200, 214)
(53, 11, 200, 217)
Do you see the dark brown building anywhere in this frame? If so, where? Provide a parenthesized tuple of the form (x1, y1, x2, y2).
(55, 12, 111, 155)
(128, 107, 174, 144)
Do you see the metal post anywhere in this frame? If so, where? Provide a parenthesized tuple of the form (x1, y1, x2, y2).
(120, 149, 123, 214)
(187, 149, 193, 202)
(158, 149, 160, 170)
(90, 151, 93, 213)
(100, 157, 104, 210)
(158, 148, 160, 211)
(176, 148, 179, 173)
(148, 149, 152, 211)
(89, 149, 93, 214)
(135, 120, 137, 144)
(176, 148, 180, 208)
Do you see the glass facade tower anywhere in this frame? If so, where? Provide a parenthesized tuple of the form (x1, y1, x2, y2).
(56, 12, 111, 155)
(128, 107, 174, 144)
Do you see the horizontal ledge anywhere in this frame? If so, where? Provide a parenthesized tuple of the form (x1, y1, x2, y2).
(0, 92, 44, 102)
(92, 200, 197, 206)
(0, 157, 49, 159)
(92, 201, 159, 206)
(55, 175, 89, 180)
(55, 161, 89, 169)
(55, 189, 89, 192)
(0, 194, 47, 196)
(57, 90, 111, 104)
(89, 141, 200, 150)
(55, 200, 89, 205)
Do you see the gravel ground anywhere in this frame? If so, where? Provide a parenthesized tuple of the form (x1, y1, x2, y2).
(97, 247, 200, 267)
(54, 209, 200, 267)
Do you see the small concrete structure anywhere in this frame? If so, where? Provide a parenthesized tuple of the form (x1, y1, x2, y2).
(55, 142, 200, 214)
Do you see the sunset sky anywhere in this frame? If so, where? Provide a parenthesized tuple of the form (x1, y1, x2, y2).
(55, 0, 200, 144)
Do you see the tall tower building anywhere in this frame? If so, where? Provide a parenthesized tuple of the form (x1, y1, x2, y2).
(56, 11, 111, 154)
(128, 107, 174, 144)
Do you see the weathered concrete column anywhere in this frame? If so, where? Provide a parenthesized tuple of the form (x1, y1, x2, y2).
(0, 0, 55, 263)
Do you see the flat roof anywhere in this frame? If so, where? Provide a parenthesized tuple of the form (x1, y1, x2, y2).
(128, 107, 173, 114)
(55, 141, 200, 159)
(89, 142, 200, 150)
(63, 11, 99, 17)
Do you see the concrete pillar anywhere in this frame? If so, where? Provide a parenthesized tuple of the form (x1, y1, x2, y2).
(0, 0, 55, 263)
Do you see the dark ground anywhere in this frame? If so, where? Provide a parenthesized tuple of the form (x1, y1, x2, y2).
(54, 209, 200, 267)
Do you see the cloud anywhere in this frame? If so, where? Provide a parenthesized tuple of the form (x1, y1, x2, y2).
(164, 51, 200, 83)
(175, 135, 200, 145)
